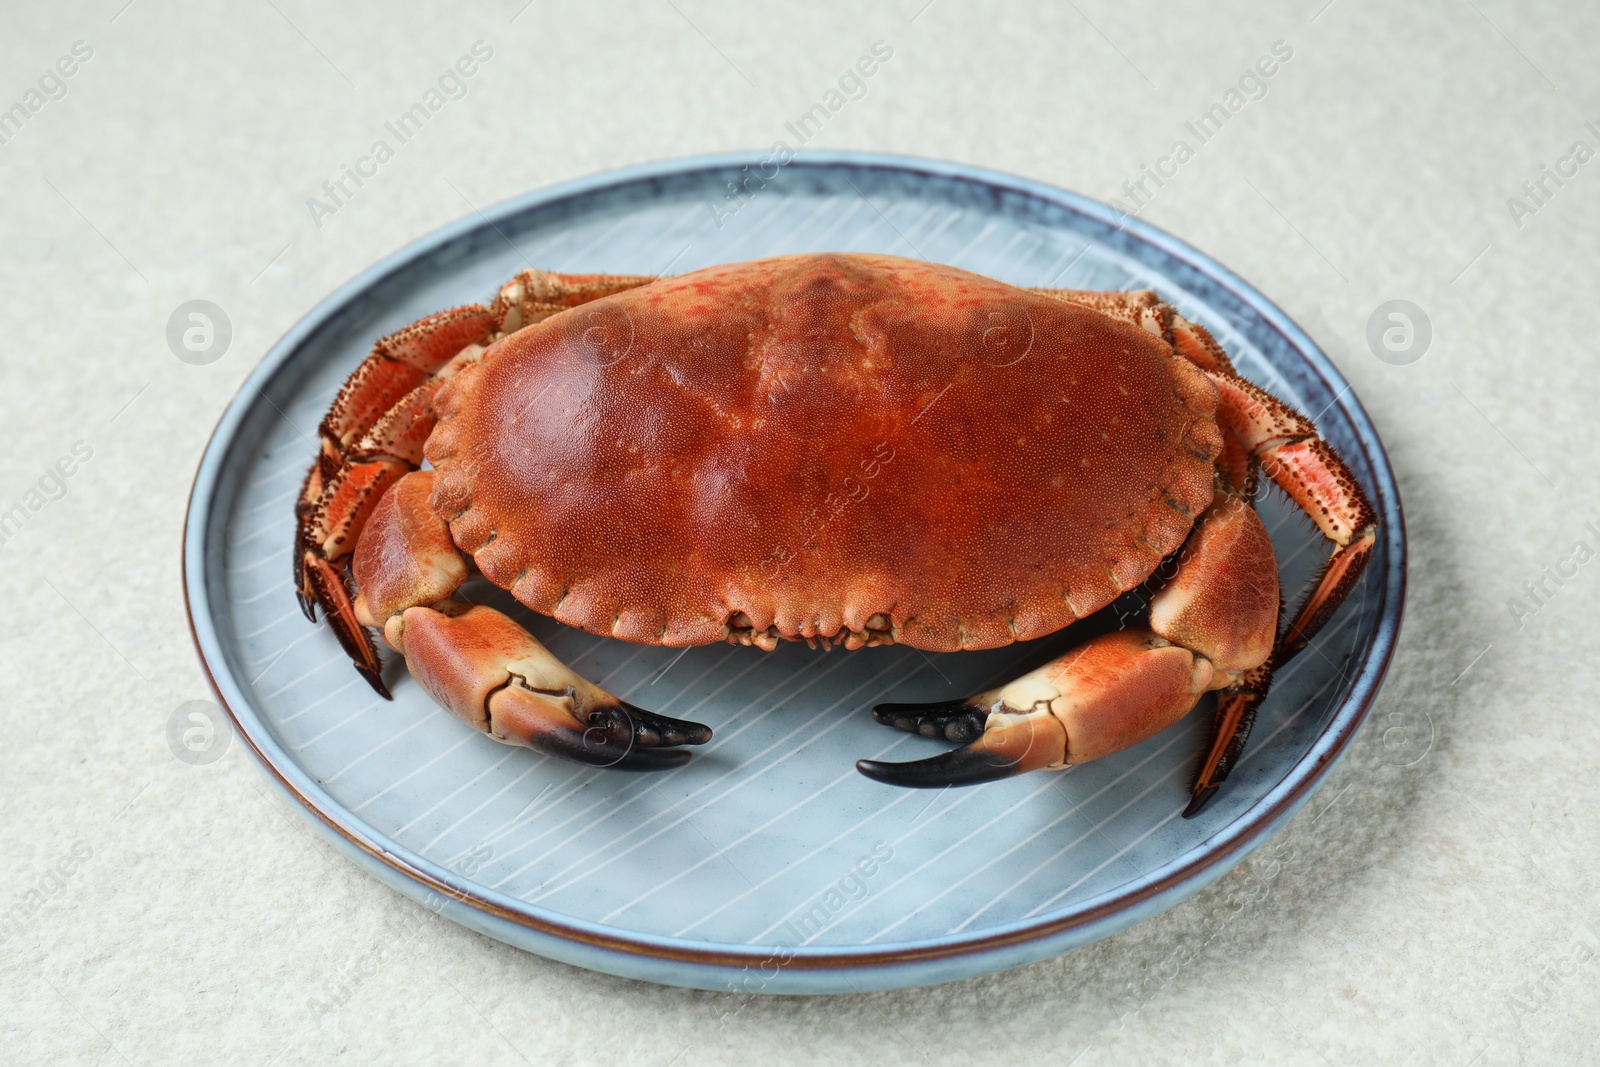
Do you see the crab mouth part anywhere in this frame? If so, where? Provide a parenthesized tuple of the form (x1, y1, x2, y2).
(724, 612, 897, 651)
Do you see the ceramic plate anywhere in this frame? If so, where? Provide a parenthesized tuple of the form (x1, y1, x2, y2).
(185, 152, 1405, 993)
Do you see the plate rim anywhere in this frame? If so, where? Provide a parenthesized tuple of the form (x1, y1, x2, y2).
(183, 149, 1407, 992)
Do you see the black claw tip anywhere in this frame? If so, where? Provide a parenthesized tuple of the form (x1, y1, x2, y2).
(1182, 785, 1219, 819)
(535, 715, 689, 771)
(357, 664, 392, 701)
(618, 700, 712, 747)
(611, 747, 695, 772)
(542, 702, 713, 771)
(856, 748, 1020, 789)
(293, 546, 318, 622)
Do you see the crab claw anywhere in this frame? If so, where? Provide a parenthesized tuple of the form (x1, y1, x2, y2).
(858, 699, 1067, 787)
(395, 603, 711, 770)
(859, 629, 1213, 790)
(493, 689, 709, 770)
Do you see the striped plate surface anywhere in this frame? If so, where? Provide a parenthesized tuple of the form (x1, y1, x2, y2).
(186, 153, 1403, 993)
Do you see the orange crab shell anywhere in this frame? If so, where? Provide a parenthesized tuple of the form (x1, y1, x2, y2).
(423, 253, 1223, 653)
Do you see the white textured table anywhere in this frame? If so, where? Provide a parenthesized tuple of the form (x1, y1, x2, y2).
(3, 2, 1596, 1063)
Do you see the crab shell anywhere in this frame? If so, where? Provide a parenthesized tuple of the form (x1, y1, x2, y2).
(422, 253, 1223, 653)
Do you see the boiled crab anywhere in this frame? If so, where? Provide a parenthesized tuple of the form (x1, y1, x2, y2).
(294, 253, 1375, 815)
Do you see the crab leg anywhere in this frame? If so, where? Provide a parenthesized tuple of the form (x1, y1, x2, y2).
(860, 489, 1280, 801)
(295, 269, 660, 696)
(1204, 363, 1377, 649)
(352, 471, 711, 768)
(294, 310, 494, 694)
(1177, 358, 1378, 812)
(1034, 290, 1379, 810)
(1115, 300, 1378, 807)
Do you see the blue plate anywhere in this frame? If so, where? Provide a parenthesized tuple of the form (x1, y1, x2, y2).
(184, 152, 1405, 993)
